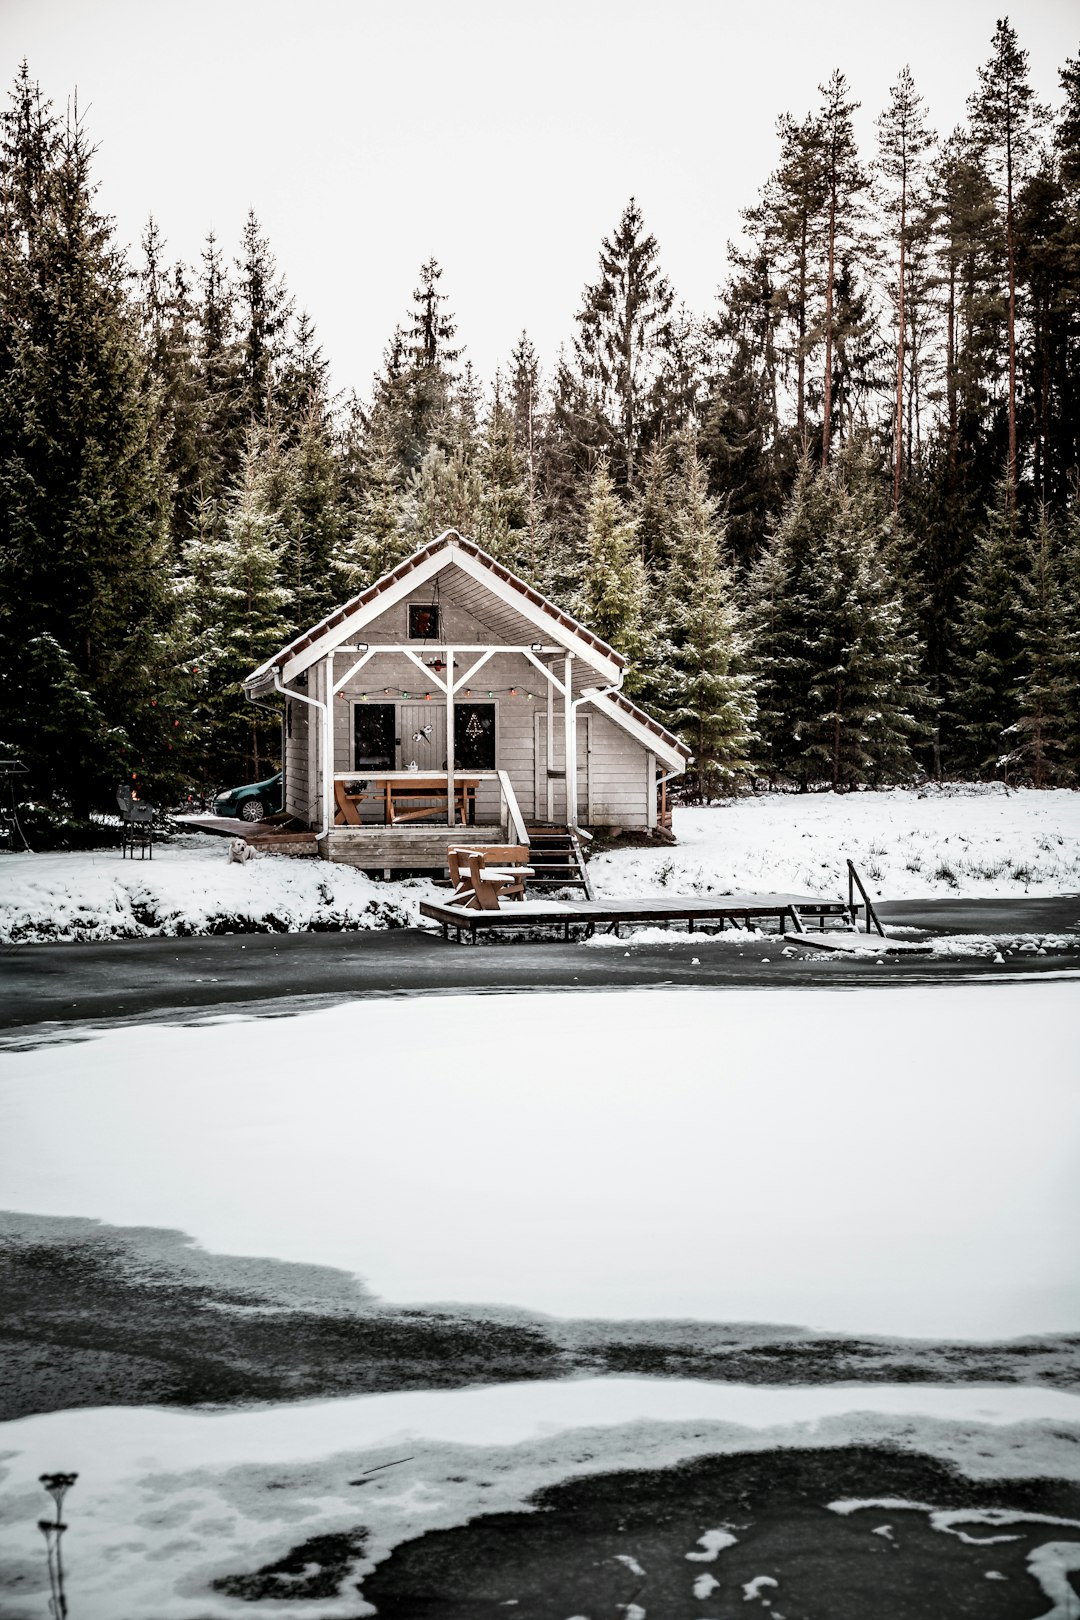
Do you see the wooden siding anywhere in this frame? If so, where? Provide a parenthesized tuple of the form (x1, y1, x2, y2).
(324, 825, 505, 870)
(580, 710, 650, 827)
(284, 698, 311, 822)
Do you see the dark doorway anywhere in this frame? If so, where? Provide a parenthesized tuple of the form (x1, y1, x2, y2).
(454, 703, 496, 771)
(353, 704, 395, 772)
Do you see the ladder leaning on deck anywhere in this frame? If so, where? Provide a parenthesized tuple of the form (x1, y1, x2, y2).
(524, 825, 594, 899)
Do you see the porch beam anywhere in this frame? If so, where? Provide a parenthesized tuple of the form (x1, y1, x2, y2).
(521, 648, 566, 697)
(331, 646, 379, 697)
(401, 644, 446, 696)
(451, 649, 495, 695)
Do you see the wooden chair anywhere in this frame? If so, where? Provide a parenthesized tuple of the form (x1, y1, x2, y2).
(446, 845, 532, 909)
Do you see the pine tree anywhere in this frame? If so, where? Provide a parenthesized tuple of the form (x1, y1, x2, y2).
(189, 429, 292, 780)
(796, 450, 926, 786)
(575, 461, 647, 666)
(335, 423, 409, 594)
(665, 452, 754, 798)
(877, 67, 936, 508)
(767, 111, 828, 444)
(951, 477, 1027, 776)
(749, 451, 925, 786)
(0, 70, 174, 813)
(1009, 504, 1072, 784)
(746, 456, 831, 782)
(969, 19, 1046, 501)
(567, 198, 675, 489)
(236, 209, 292, 429)
(817, 72, 869, 466)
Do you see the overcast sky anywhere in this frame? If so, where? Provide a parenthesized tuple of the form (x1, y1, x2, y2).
(4, 0, 1077, 401)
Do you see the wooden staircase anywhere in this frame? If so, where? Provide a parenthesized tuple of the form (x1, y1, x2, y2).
(524, 825, 594, 899)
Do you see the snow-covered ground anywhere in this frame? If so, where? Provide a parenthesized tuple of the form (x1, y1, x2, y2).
(2, 1379, 1079, 1620)
(2, 984, 1077, 1340)
(0, 833, 435, 943)
(592, 785, 1080, 901)
(1, 787, 1077, 942)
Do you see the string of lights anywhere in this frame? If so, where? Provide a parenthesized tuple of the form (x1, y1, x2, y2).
(339, 687, 541, 702)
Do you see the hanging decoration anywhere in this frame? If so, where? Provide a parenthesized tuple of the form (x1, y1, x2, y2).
(464, 710, 483, 741)
(411, 724, 433, 743)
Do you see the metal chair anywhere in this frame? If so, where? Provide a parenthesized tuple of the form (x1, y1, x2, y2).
(116, 783, 155, 859)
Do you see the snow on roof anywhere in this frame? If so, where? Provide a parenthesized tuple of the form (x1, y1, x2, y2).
(246, 530, 626, 686)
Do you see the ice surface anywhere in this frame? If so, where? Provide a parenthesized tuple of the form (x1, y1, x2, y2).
(2, 1379, 1080, 1620)
(1, 984, 1077, 1338)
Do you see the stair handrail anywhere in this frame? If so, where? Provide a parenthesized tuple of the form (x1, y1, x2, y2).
(497, 770, 529, 848)
(847, 859, 886, 938)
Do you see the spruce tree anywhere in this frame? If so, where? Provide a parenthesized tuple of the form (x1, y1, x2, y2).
(665, 452, 754, 798)
(575, 461, 647, 667)
(188, 429, 292, 781)
(567, 199, 675, 489)
(746, 456, 831, 782)
(1010, 504, 1072, 784)
(951, 478, 1027, 776)
(796, 451, 926, 786)
(236, 210, 292, 429)
(0, 70, 174, 814)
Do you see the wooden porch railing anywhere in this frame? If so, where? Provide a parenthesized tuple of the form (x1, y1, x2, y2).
(497, 770, 529, 846)
(332, 770, 529, 844)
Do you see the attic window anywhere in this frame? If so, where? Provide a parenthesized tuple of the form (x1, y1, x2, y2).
(409, 603, 440, 640)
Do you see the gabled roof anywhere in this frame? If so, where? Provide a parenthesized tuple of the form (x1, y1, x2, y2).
(246, 530, 626, 688)
(593, 688, 693, 765)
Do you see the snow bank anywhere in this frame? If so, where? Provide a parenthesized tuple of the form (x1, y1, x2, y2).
(592, 786, 1080, 901)
(2, 984, 1078, 1340)
(0, 835, 436, 943)
(1, 1379, 1079, 1620)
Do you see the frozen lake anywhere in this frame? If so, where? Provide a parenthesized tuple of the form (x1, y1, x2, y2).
(1, 982, 1077, 1339)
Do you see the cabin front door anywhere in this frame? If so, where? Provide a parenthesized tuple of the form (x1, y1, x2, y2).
(397, 703, 446, 772)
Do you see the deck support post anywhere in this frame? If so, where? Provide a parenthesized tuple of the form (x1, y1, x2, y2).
(445, 648, 455, 827)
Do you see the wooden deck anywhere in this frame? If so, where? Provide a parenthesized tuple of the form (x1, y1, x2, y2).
(420, 892, 855, 942)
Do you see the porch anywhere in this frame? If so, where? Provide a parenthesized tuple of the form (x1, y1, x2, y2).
(322, 766, 531, 871)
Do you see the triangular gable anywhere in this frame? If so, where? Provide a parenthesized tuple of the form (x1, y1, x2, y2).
(246, 531, 625, 688)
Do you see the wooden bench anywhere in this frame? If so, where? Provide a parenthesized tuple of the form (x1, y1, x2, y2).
(447, 845, 533, 909)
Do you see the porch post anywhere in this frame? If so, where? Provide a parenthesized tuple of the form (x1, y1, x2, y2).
(563, 653, 575, 828)
(445, 647, 455, 828)
(546, 669, 554, 823)
(323, 652, 335, 836)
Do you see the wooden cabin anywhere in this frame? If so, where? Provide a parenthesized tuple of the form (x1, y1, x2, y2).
(244, 530, 690, 872)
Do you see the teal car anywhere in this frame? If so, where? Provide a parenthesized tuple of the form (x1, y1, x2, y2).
(214, 771, 282, 822)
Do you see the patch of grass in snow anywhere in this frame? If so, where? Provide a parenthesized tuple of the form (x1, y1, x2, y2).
(932, 862, 960, 889)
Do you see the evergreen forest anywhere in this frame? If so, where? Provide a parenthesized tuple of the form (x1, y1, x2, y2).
(3, 23, 1080, 835)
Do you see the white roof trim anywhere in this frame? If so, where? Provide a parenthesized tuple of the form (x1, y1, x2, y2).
(585, 690, 688, 774)
(265, 540, 622, 688)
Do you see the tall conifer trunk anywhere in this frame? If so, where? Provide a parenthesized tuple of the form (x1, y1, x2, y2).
(822, 175, 836, 467)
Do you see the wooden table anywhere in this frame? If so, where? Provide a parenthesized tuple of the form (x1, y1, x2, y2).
(335, 776, 479, 826)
